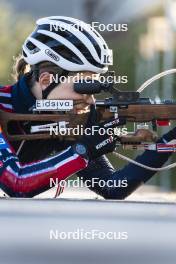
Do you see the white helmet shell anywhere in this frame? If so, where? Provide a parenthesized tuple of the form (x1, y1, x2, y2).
(22, 16, 113, 73)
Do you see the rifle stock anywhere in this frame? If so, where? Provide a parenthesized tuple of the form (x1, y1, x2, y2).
(97, 102, 176, 122)
(1, 75, 176, 145)
(0, 100, 176, 143)
(0, 111, 89, 141)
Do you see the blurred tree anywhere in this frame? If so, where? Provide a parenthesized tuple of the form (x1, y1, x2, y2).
(0, 3, 34, 84)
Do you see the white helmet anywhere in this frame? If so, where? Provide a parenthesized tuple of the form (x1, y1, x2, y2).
(22, 16, 113, 74)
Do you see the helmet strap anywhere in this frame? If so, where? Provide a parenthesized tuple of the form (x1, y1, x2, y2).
(42, 70, 69, 99)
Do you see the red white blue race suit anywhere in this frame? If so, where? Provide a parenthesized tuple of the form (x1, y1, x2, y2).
(0, 82, 88, 197)
(0, 75, 174, 198)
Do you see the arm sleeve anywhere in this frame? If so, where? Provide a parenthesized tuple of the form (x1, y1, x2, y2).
(0, 132, 88, 197)
(78, 142, 172, 200)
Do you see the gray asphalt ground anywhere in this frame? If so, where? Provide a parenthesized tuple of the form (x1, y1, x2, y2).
(0, 196, 176, 264)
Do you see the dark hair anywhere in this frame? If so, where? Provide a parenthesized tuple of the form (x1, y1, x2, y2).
(12, 55, 29, 81)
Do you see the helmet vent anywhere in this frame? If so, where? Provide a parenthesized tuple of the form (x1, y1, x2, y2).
(33, 32, 84, 65)
(26, 41, 40, 54)
(47, 20, 101, 59)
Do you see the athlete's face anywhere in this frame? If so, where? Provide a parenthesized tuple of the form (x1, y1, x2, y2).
(33, 71, 97, 114)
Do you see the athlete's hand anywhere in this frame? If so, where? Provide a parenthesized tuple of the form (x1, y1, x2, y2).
(73, 117, 124, 161)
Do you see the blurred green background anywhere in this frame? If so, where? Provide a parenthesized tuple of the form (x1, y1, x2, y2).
(0, 0, 176, 190)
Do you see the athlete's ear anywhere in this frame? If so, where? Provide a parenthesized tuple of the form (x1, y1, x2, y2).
(38, 72, 51, 90)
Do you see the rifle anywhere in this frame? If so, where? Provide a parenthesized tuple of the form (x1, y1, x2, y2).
(1, 78, 176, 153)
